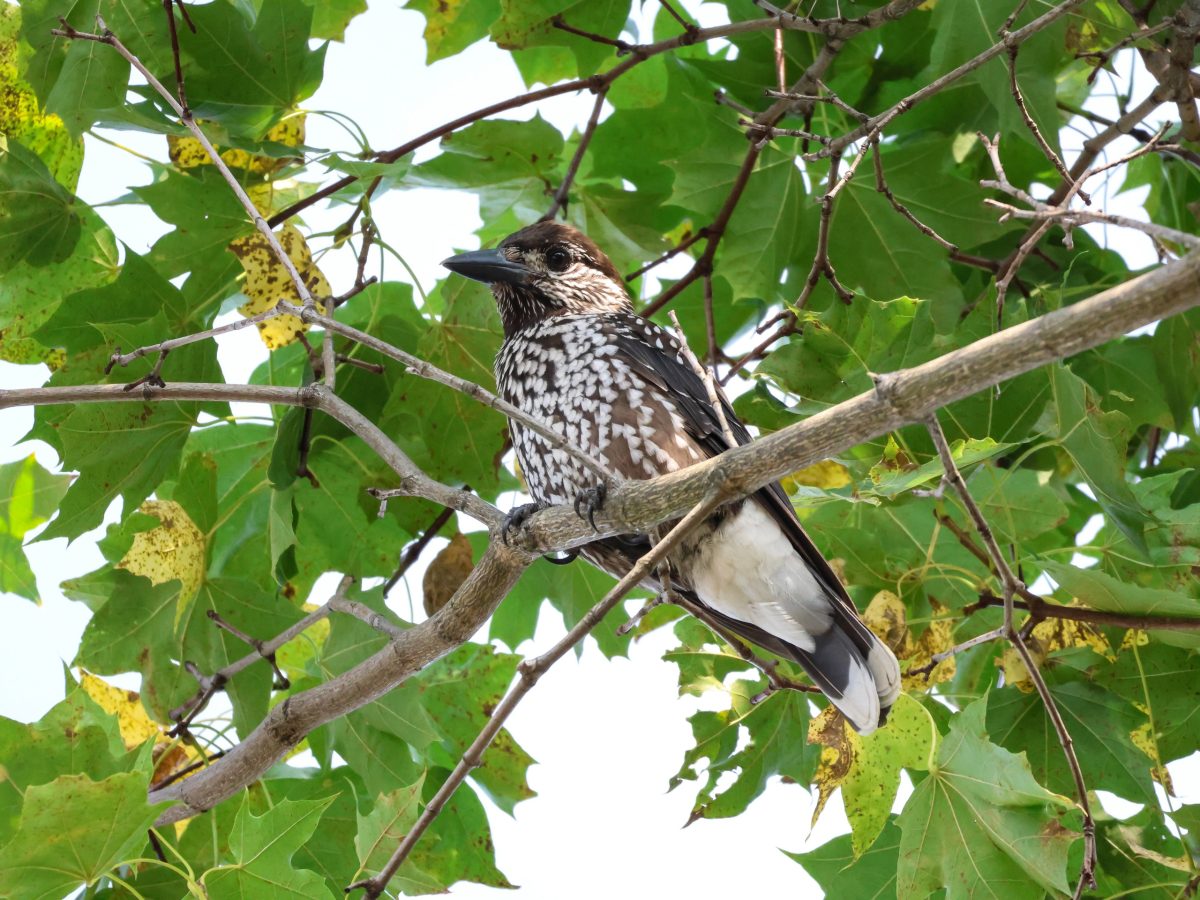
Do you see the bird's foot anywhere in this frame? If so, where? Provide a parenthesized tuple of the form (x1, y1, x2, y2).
(573, 482, 607, 531)
(501, 501, 544, 546)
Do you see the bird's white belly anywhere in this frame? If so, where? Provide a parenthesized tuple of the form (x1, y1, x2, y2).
(684, 501, 833, 652)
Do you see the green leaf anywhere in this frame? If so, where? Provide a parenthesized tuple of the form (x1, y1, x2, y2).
(202, 796, 337, 900)
(988, 679, 1156, 804)
(1041, 561, 1200, 648)
(353, 779, 443, 892)
(972, 465, 1069, 543)
(384, 277, 508, 497)
(304, 0, 368, 41)
(133, 165, 251, 283)
(0, 454, 71, 601)
(718, 146, 808, 303)
(672, 681, 817, 822)
(842, 694, 938, 857)
(42, 24, 130, 135)
(175, 0, 328, 135)
(1151, 311, 1200, 431)
(786, 816, 901, 898)
(31, 251, 220, 540)
(406, 0, 501, 62)
(0, 140, 81, 268)
(415, 643, 536, 814)
(1048, 364, 1148, 553)
(896, 696, 1076, 899)
(0, 686, 132, 846)
(0, 772, 167, 900)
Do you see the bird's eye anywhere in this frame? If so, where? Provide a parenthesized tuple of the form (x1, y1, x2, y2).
(545, 245, 571, 273)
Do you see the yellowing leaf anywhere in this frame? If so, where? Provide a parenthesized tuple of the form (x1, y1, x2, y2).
(78, 671, 197, 783)
(423, 532, 474, 616)
(116, 500, 206, 626)
(229, 224, 331, 349)
(782, 459, 851, 492)
(999, 608, 1112, 692)
(277, 602, 330, 680)
(863, 590, 958, 690)
(808, 696, 939, 855)
(168, 113, 306, 175)
(0, 5, 82, 190)
(808, 704, 858, 826)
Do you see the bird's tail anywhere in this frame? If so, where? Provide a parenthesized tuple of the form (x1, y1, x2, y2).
(789, 620, 900, 735)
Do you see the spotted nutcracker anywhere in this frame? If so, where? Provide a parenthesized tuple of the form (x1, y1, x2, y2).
(443, 222, 900, 733)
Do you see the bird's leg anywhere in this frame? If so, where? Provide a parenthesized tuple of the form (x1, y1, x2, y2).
(501, 501, 544, 546)
(503, 502, 580, 563)
(572, 482, 607, 531)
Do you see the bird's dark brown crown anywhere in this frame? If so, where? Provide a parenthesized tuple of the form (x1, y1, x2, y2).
(493, 222, 633, 336)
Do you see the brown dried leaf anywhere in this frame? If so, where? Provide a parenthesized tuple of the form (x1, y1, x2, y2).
(423, 532, 475, 617)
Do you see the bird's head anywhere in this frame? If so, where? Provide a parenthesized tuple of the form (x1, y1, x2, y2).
(441, 222, 632, 336)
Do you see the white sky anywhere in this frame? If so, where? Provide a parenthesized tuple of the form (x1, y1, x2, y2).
(1, 3, 1197, 898)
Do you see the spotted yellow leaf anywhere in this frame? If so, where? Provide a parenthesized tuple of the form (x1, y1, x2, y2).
(116, 500, 206, 627)
(168, 113, 306, 175)
(999, 608, 1112, 692)
(863, 590, 957, 689)
(809, 695, 938, 856)
(0, 5, 82, 190)
(229, 224, 331, 349)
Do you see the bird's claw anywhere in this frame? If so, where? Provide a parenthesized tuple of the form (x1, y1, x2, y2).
(501, 502, 543, 545)
(573, 482, 607, 531)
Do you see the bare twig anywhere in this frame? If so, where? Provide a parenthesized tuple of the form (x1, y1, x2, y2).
(1007, 46, 1079, 197)
(816, 0, 1088, 159)
(168, 576, 357, 734)
(347, 490, 729, 899)
(925, 415, 1096, 897)
(907, 626, 1006, 680)
(543, 86, 609, 220)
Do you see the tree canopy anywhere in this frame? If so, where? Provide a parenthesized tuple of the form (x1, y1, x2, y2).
(1, 0, 1199, 897)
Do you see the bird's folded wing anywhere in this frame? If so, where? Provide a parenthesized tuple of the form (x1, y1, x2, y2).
(610, 316, 878, 657)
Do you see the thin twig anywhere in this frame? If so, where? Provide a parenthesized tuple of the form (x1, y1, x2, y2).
(815, 0, 1088, 159)
(907, 626, 1006, 680)
(925, 415, 1096, 896)
(347, 490, 729, 899)
(543, 87, 609, 220)
(1007, 45, 1080, 199)
(54, 20, 338, 390)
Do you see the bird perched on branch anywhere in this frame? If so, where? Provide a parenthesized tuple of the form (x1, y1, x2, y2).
(443, 222, 900, 733)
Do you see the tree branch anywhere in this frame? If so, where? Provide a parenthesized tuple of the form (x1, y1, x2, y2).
(348, 489, 728, 898)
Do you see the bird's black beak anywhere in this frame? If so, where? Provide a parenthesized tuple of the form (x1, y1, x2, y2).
(441, 248, 532, 286)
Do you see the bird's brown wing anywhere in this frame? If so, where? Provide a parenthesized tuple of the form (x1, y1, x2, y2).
(607, 314, 879, 660)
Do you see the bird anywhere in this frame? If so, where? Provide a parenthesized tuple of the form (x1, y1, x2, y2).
(442, 221, 900, 733)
